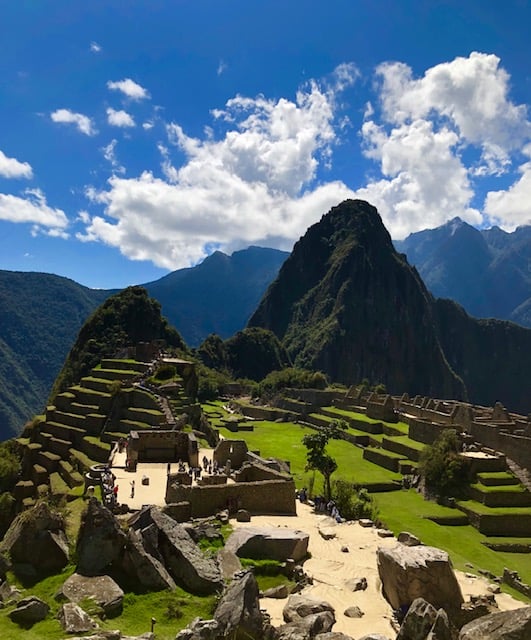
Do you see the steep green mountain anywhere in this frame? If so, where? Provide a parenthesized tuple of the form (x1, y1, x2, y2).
(0, 271, 110, 440)
(249, 199, 466, 400)
(249, 199, 531, 412)
(143, 246, 288, 346)
(51, 286, 186, 400)
(395, 218, 531, 327)
(197, 327, 291, 381)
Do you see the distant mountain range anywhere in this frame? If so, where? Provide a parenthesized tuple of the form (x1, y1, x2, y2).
(0, 246, 287, 439)
(395, 218, 531, 328)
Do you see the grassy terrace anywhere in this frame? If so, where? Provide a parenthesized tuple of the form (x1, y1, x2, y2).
(204, 401, 401, 488)
(321, 406, 410, 434)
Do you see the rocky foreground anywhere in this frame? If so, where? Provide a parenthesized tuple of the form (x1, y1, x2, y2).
(0, 500, 530, 639)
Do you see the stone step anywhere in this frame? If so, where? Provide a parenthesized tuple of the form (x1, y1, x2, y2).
(362, 447, 407, 473)
(44, 421, 86, 448)
(80, 376, 114, 393)
(101, 358, 151, 373)
(91, 367, 143, 381)
(58, 459, 84, 488)
(36, 450, 61, 473)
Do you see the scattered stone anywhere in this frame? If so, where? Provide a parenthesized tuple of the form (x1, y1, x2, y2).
(278, 611, 336, 639)
(8, 595, 49, 625)
(455, 594, 499, 629)
(341, 546, 349, 553)
(487, 583, 501, 594)
(56, 573, 124, 618)
(357, 635, 392, 640)
(283, 594, 335, 622)
(262, 584, 289, 599)
(397, 531, 421, 546)
(226, 526, 309, 562)
(318, 527, 337, 540)
(465, 563, 474, 569)
(359, 519, 374, 528)
(377, 529, 395, 538)
(377, 544, 464, 615)
(236, 509, 251, 522)
(315, 633, 354, 640)
(58, 602, 99, 634)
(344, 576, 367, 592)
(216, 510, 230, 525)
(459, 606, 531, 639)
(344, 605, 364, 618)
(76, 499, 127, 576)
(0, 580, 22, 604)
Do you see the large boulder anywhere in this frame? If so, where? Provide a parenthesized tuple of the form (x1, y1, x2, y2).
(459, 606, 531, 639)
(58, 602, 99, 634)
(0, 501, 69, 576)
(377, 544, 464, 615)
(56, 573, 124, 618)
(175, 617, 221, 640)
(120, 528, 176, 591)
(225, 527, 309, 562)
(277, 611, 336, 639)
(130, 506, 223, 595)
(214, 570, 270, 640)
(76, 499, 127, 576)
(8, 595, 49, 625)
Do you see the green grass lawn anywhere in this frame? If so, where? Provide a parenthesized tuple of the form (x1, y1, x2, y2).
(375, 489, 531, 594)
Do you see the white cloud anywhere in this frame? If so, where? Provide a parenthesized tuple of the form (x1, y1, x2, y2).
(107, 78, 149, 101)
(51, 108, 96, 136)
(354, 52, 531, 237)
(90, 41, 102, 53)
(102, 139, 125, 174)
(0, 150, 33, 179)
(106, 108, 135, 128)
(217, 60, 227, 76)
(0, 188, 69, 234)
(142, 120, 154, 130)
(484, 149, 531, 229)
(78, 68, 357, 268)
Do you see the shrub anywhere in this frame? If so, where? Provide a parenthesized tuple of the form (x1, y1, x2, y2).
(154, 363, 176, 381)
(331, 480, 378, 521)
(419, 429, 470, 499)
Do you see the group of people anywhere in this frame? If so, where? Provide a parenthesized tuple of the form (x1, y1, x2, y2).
(312, 495, 344, 522)
(172, 455, 225, 482)
(101, 467, 119, 507)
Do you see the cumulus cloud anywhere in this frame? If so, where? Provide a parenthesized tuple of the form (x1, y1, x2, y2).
(0, 150, 33, 179)
(78, 68, 359, 268)
(0, 188, 68, 235)
(107, 78, 149, 101)
(353, 52, 530, 237)
(106, 108, 135, 128)
(51, 109, 96, 135)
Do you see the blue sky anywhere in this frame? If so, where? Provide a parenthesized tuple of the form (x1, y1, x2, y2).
(0, 1, 530, 288)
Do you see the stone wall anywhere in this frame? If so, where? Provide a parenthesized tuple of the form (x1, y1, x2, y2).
(213, 440, 249, 469)
(469, 422, 531, 471)
(366, 394, 398, 422)
(165, 478, 296, 517)
(127, 430, 198, 466)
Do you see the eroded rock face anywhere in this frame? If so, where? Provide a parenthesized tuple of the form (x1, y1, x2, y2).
(396, 597, 437, 640)
(377, 544, 464, 615)
(225, 526, 309, 562)
(129, 506, 223, 595)
(458, 606, 531, 639)
(57, 573, 124, 618)
(174, 617, 221, 640)
(76, 499, 127, 576)
(0, 501, 69, 576)
(277, 611, 336, 639)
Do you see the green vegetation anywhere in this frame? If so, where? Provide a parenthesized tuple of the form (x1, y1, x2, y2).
(419, 429, 470, 499)
(257, 367, 327, 398)
(302, 424, 340, 499)
(51, 286, 186, 400)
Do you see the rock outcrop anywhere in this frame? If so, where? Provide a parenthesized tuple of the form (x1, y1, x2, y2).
(0, 501, 69, 576)
(377, 544, 464, 615)
(121, 528, 176, 591)
(129, 506, 223, 594)
(225, 526, 309, 562)
(76, 499, 127, 576)
(458, 606, 531, 639)
(58, 602, 99, 634)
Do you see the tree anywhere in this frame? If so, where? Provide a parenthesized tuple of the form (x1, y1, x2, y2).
(419, 429, 470, 499)
(302, 424, 340, 500)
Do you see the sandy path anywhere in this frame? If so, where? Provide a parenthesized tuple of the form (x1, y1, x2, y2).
(234, 503, 523, 638)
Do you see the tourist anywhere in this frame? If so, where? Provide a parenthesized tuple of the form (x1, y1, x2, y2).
(130, 480, 135, 498)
